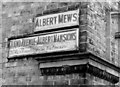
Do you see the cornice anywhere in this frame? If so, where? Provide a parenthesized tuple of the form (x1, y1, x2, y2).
(40, 63, 119, 84)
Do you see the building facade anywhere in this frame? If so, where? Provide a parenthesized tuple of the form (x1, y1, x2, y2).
(1, 1, 120, 86)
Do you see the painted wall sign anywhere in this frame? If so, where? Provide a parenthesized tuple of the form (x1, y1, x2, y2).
(34, 9, 79, 32)
(8, 28, 79, 58)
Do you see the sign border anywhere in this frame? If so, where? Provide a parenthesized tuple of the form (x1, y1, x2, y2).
(8, 28, 79, 58)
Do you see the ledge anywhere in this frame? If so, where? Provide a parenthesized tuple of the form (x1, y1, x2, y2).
(40, 63, 119, 84)
(36, 52, 120, 73)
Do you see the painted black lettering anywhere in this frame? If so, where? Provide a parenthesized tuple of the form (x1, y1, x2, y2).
(43, 19, 46, 26)
(54, 16, 57, 24)
(26, 39, 29, 46)
(54, 34, 60, 42)
(59, 34, 63, 42)
(67, 33, 71, 40)
(71, 32, 76, 40)
(46, 18, 50, 25)
(35, 18, 39, 27)
(13, 41, 15, 48)
(58, 14, 64, 23)
(64, 15, 67, 23)
(43, 36, 48, 44)
(73, 13, 77, 21)
(18, 40, 22, 47)
(37, 37, 42, 44)
(48, 36, 51, 43)
(67, 14, 72, 22)
(28, 39, 35, 45)
(40, 37, 44, 44)
(62, 34, 67, 41)
(16, 41, 20, 47)
(50, 17, 53, 25)
(23, 39, 27, 46)
(10, 41, 14, 48)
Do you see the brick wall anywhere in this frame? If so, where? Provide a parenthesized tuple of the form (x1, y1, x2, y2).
(1, 2, 80, 85)
(2, 58, 41, 85)
(110, 14, 119, 66)
(79, 2, 107, 59)
(1, 1, 120, 85)
(3, 58, 113, 85)
(79, 2, 120, 67)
